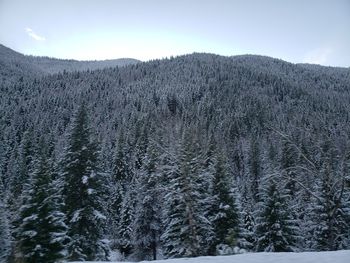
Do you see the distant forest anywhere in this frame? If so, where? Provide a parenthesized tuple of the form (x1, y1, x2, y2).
(0, 45, 349, 262)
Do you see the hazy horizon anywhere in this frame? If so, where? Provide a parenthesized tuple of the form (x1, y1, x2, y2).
(1, 0, 349, 66)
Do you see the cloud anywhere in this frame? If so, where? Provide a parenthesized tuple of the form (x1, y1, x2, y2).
(25, 27, 46, 41)
(302, 47, 332, 65)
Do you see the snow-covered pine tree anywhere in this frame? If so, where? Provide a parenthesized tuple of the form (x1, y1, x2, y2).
(0, 138, 11, 192)
(11, 131, 35, 197)
(208, 152, 241, 254)
(0, 191, 10, 262)
(113, 129, 132, 184)
(134, 121, 149, 170)
(255, 175, 298, 252)
(132, 142, 162, 261)
(116, 176, 136, 258)
(13, 144, 69, 263)
(204, 134, 216, 169)
(107, 130, 131, 250)
(239, 208, 256, 251)
(310, 141, 349, 251)
(7, 131, 36, 228)
(12, 173, 36, 263)
(61, 105, 109, 261)
(248, 137, 263, 203)
(280, 140, 300, 199)
(343, 145, 350, 249)
(111, 128, 138, 258)
(161, 131, 213, 258)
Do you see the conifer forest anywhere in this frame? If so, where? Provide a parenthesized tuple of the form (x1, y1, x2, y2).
(0, 44, 350, 262)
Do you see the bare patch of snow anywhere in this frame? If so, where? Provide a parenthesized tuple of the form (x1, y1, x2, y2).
(71, 250, 350, 263)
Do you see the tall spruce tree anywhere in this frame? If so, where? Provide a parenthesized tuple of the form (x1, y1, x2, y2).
(14, 146, 69, 263)
(161, 132, 213, 258)
(132, 142, 162, 260)
(209, 153, 241, 254)
(117, 177, 136, 257)
(61, 105, 109, 261)
(0, 197, 10, 262)
(255, 176, 298, 252)
(107, 130, 131, 249)
(310, 142, 349, 251)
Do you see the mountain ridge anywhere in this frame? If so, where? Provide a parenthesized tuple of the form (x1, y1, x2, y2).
(1, 44, 349, 75)
(0, 44, 140, 76)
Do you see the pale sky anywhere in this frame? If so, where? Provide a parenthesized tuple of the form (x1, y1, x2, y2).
(0, 0, 349, 66)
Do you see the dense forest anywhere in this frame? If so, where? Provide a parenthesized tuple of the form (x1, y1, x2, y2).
(0, 45, 350, 262)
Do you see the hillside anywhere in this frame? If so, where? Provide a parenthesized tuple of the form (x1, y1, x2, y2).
(0, 44, 139, 82)
(0, 46, 349, 262)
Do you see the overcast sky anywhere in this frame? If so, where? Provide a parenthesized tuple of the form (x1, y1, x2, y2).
(0, 0, 349, 66)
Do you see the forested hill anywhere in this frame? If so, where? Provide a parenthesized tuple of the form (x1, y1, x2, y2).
(1, 49, 350, 152)
(0, 47, 350, 261)
(0, 44, 139, 82)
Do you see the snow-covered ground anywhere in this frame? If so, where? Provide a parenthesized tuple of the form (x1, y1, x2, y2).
(72, 250, 350, 263)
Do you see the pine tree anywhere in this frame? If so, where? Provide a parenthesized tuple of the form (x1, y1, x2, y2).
(113, 129, 132, 184)
(11, 131, 34, 197)
(248, 137, 262, 203)
(61, 105, 109, 261)
(343, 146, 350, 249)
(255, 177, 298, 252)
(107, 130, 131, 249)
(161, 132, 213, 258)
(209, 153, 241, 254)
(132, 142, 162, 260)
(310, 148, 349, 251)
(280, 140, 299, 198)
(117, 178, 136, 257)
(112, 129, 137, 258)
(0, 138, 11, 192)
(134, 122, 149, 170)
(239, 208, 256, 251)
(12, 177, 36, 263)
(0, 197, 10, 262)
(14, 148, 69, 263)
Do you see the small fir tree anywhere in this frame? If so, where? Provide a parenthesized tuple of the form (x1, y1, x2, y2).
(255, 177, 298, 252)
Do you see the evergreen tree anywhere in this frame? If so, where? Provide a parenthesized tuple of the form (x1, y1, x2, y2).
(255, 177, 298, 252)
(107, 130, 131, 249)
(0, 138, 11, 192)
(0, 197, 10, 262)
(11, 131, 34, 197)
(113, 129, 131, 183)
(209, 153, 241, 254)
(280, 140, 299, 198)
(132, 142, 162, 260)
(61, 105, 109, 261)
(343, 146, 350, 249)
(162, 132, 213, 258)
(248, 137, 262, 203)
(239, 208, 256, 251)
(134, 122, 149, 170)
(310, 148, 349, 251)
(117, 177, 136, 257)
(14, 148, 69, 263)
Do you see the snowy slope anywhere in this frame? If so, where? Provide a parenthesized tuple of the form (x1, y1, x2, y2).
(72, 250, 350, 263)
